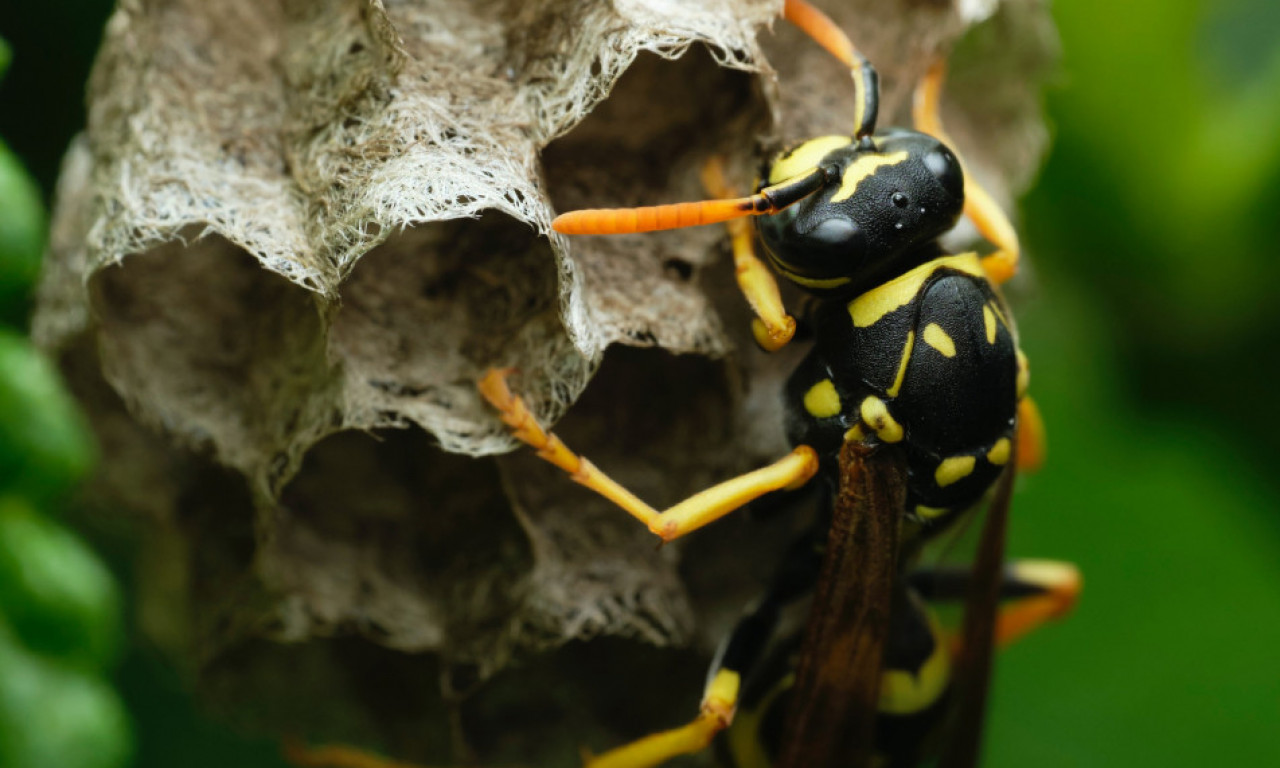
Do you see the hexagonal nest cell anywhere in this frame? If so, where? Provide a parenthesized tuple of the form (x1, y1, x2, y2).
(34, 0, 1058, 762)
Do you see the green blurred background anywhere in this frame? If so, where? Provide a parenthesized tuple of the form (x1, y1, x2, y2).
(0, 0, 1277, 766)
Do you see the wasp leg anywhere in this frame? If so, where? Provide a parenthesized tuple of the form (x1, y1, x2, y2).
(1016, 396, 1046, 472)
(585, 531, 822, 768)
(282, 738, 429, 768)
(991, 559, 1081, 648)
(583, 669, 739, 768)
(552, 166, 828, 236)
(782, 0, 879, 138)
(912, 57, 1022, 285)
(700, 156, 797, 351)
(478, 369, 819, 543)
(911, 559, 1081, 652)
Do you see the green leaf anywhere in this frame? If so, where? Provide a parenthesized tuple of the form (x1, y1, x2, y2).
(0, 37, 10, 80)
(0, 620, 132, 768)
(0, 329, 94, 499)
(0, 497, 121, 670)
(0, 140, 46, 323)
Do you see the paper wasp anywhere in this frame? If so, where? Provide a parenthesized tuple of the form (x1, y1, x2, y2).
(289, 1, 1080, 767)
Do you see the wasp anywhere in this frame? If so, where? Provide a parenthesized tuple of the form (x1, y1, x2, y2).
(288, 2, 1079, 767)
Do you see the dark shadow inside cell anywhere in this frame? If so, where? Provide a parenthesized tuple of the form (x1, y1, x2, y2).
(542, 46, 770, 213)
(272, 426, 531, 651)
(331, 213, 566, 444)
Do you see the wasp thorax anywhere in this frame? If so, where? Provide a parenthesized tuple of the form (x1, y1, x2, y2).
(756, 130, 965, 296)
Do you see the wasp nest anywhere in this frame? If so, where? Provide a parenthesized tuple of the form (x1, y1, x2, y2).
(34, 0, 1056, 762)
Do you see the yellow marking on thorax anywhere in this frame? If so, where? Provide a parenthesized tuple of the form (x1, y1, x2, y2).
(987, 438, 1011, 466)
(768, 135, 852, 184)
(830, 151, 909, 203)
(988, 300, 1009, 329)
(878, 614, 951, 716)
(844, 423, 866, 443)
(886, 330, 915, 398)
(847, 252, 983, 328)
(804, 379, 842, 419)
(1016, 349, 1030, 398)
(922, 323, 956, 358)
(935, 455, 976, 487)
(860, 396, 903, 443)
(983, 305, 997, 344)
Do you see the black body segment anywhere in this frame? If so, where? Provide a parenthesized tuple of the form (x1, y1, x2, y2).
(783, 253, 1021, 528)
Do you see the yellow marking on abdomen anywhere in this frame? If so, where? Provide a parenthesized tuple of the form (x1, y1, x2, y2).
(768, 135, 852, 184)
(830, 151, 909, 203)
(860, 396, 903, 443)
(983, 305, 997, 344)
(935, 455, 976, 487)
(848, 253, 982, 328)
(915, 504, 950, 520)
(803, 379, 842, 419)
(726, 674, 793, 768)
(922, 323, 956, 358)
(878, 617, 951, 716)
(886, 330, 914, 398)
(987, 438, 1011, 466)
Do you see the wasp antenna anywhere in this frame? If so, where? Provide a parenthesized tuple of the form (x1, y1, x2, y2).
(783, 0, 879, 137)
(551, 167, 828, 236)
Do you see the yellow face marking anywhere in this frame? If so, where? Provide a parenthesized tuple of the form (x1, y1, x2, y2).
(983, 305, 997, 345)
(848, 253, 982, 328)
(768, 135, 852, 184)
(987, 438, 1011, 466)
(878, 615, 951, 716)
(830, 151, 909, 203)
(773, 261, 852, 289)
(935, 455, 976, 487)
(844, 423, 867, 443)
(915, 504, 950, 520)
(1016, 349, 1030, 397)
(860, 396, 903, 443)
(885, 330, 914, 399)
(922, 323, 956, 358)
(803, 379, 842, 419)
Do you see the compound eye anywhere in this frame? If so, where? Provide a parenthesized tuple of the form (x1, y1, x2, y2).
(923, 148, 963, 201)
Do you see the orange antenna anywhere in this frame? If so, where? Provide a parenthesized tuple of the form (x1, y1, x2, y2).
(552, 165, 831, 236)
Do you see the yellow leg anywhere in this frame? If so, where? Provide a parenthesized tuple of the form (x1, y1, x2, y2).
(585, 670, 740, 768)
(942, 559, 1081, 657)
(700, 157, 797, 351)
(912, 57, 1022, 285)
(282, 738, 430, 768)
(478, 370, 819, 543)
(1016, 397, 1046, 473)
(995, 560, 1082, 648)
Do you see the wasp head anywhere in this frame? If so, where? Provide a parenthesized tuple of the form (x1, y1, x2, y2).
(756, 130, 964, 296)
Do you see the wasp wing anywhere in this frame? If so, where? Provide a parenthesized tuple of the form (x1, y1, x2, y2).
(775, 442, 906, 768)
(937, 451, 1016, 768)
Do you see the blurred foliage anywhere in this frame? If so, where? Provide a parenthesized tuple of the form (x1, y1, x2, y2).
(987, 0, 1280, 764)
(1, 0, 1279, 766)
(0, 31, 131, 768)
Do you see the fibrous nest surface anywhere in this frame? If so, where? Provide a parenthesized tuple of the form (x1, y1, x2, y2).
(35, 0, 1057, 762)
